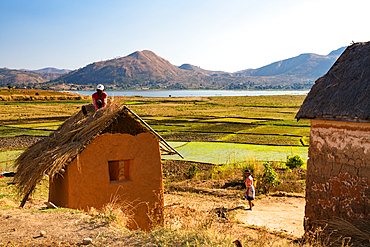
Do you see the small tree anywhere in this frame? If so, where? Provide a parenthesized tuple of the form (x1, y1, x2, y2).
(257, 162, 281, 194)
(7, 84, 13, 90)
(286, 155, 304, 170)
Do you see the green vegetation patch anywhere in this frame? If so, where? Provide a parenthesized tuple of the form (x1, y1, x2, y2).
(124, 101, 154, 105)
(149, 123, 194, 133)
(5, 122, 62, 129)
(261, 119, 310, 127)
(301, 136, 310, 146)
(0, 177, 19, 203)
(162, 133, 228, 142)
(221, 134, 303, 146)
(203, 118, 267, 124)
(0, 126, 52, 137)
(145, 116, 206, 122)
(0, 150, 23, 171)
(189, 122, 256, 133)
(0, 122, 62, 137)
(210, 95, 305, 107)
(165, 141, 308, 164)
(239, 125, 310, 136)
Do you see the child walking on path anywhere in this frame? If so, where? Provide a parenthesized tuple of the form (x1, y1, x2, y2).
(244, 169, 255, 210)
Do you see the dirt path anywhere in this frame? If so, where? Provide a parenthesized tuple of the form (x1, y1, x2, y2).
(236, 196, 305, 237)
(0, 193, 305, 245)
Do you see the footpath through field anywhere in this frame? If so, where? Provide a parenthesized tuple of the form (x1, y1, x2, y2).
(236, 196, 305, 237)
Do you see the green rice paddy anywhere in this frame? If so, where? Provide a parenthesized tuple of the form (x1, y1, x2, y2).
(1, 141, 308, 170)
(0, 150, 24, 171)
(164, 141, 308, 164)
(0, 94, 310, 168)
(0, 122, 63, 137)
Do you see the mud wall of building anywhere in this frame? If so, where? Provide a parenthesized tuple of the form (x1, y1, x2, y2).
(49, 167, 69, 207)
(305, 120, 370, 231)
(49, 132, 164, 231)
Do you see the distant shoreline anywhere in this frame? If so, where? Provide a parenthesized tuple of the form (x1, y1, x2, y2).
(70, 90, 309, 98)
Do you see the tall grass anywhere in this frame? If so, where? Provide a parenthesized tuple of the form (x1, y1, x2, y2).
(0, 150, 23, 172)
(88, 193, 139, 229)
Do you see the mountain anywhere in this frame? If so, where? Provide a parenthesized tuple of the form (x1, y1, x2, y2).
(49, 47, 347, 90)
(0, 67, 70, 87)
(178, 64, 232, 76)
(0, 68, 46, 86)
(30, 67, 71, 74)
(30, 67, 70, 81)
(2, 46, 347, 90)
(235, 46, 347, 79)
(51, 50, 209, 90)
(327, 46, 347, 56)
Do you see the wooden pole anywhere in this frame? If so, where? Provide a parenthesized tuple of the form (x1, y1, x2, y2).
(20, 184, 36, 208)
(123, 105, 184, 159)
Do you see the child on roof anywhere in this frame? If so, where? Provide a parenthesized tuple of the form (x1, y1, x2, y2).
(92, 84, 108, 110)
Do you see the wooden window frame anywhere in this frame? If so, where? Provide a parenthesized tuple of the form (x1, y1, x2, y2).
(108, 159, 132, 182)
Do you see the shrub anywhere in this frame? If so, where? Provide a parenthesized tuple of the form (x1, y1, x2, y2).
(211, 163, 239, 180)
(238, 156, 261, 180)
(286, 155, 304, 170)
(186, 163, 198, 179)
(257, 162, 281, 194)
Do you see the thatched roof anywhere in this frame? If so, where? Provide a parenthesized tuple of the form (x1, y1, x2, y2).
(296, 41, 370, 121)
(13, 103, 170, 205)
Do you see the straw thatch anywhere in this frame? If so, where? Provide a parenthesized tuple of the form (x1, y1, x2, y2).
(13, 103, 150, 203)
(322, 217, 370, 247)
(296, 41, 370, 121)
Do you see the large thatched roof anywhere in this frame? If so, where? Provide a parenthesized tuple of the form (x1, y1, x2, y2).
(296, 41, 370, 121)
(13, 103, 171, 205)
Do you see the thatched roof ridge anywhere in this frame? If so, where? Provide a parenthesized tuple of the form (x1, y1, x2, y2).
(296, 41, 370, 121)
(13, 103, 148, 201)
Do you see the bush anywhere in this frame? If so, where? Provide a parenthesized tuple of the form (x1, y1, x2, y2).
(238, 156, 261, 181)
(186, 163, 198, 179)
(257, 162, 281, 194)
(286, 155, 304, 170)
(211, 163, 239, 180)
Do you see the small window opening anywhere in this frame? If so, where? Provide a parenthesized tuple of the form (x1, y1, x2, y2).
(108, 160, 131, 181)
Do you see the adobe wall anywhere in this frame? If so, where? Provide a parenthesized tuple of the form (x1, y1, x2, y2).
(49, 132, 164, 231)
(305, 119, 370, 231)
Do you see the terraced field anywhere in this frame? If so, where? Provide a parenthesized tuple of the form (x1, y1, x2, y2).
(0, 94, 310, 166)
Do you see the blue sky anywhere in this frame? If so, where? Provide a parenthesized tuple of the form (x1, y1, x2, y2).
(1, 0, 370, 72)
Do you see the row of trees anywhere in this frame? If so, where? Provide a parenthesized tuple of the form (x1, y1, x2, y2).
(2, 78, 315, 91)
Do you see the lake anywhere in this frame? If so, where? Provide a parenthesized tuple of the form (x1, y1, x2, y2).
(70, 90, 309, 97)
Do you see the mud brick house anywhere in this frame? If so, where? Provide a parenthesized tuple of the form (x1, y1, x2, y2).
(296, 41, 370, 231)
(14, 104, 176, 231)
